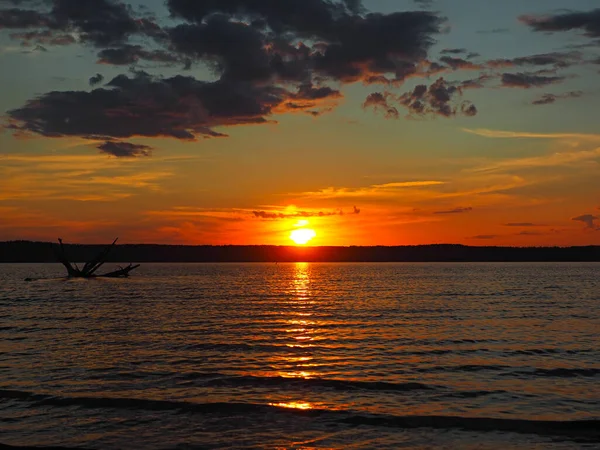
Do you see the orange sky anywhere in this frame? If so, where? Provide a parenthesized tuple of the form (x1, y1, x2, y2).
(1, 0, 599, 246)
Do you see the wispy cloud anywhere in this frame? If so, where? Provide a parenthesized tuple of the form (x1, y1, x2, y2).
(463, 128, 600, 141)
(0, 152, 173, 201)
(470, 148, 600, 173)
(296, 180, 446, 199)
(434, 206, 473, 214)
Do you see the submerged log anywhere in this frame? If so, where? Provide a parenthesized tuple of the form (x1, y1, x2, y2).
(99, 264, 140, 278)
(53, 238, 139, 278)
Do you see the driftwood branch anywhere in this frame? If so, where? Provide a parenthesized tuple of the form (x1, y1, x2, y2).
(53, 238, 139, 279)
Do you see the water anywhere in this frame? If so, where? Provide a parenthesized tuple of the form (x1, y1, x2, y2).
(1, 262, 599, 449)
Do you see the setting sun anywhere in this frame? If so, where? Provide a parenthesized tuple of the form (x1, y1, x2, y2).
(290, 228, 316, 245)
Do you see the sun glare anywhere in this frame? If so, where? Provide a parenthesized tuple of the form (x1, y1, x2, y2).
(290, 228, 316, 245)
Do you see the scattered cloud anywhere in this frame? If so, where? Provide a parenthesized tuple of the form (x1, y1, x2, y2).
(253, 206, 361, 219)
(440, 48, 467, 55)
(532, 91, 583, 105)
(364, 78, 478, 119)
(520, 9, 600, 38)
(97, 45, 180, 65)
(501, 72, 566, 88)
(504, 223, 542, 227)
(434, 206, 473, 214)
(469, 235, 498, 240)
(97, 141, 152, 158)
(463, 128, 600, 141)
(572, 214, 599, 230)
(489, 51, 582, 69)
(88, 73, 104, 86)
(2, 0, 464, 149)
(296, 180, 446, 199)
(363, 92, 399, 119)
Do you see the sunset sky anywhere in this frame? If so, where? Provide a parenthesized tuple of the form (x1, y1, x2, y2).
(1, 0, 599, 246)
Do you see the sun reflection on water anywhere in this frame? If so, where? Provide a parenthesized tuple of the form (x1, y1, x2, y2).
(276, 263, 320, 380)
(269, 401, 314, 410)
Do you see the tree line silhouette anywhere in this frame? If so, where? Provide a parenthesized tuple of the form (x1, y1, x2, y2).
(1, 241, 599, 263)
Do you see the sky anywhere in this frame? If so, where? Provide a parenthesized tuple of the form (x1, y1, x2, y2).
(0, 0, 599, 246)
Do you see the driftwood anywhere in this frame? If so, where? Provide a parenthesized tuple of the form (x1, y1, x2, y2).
(54, 238, 139, 278)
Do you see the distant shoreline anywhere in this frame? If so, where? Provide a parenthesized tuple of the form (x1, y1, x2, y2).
(1, 241, 599, 263)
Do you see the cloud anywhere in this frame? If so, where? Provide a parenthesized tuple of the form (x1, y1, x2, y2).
(463, 128, 600, 141)
(520, 9, 600, 38)
(88, 73, 103, 86)
(9, 29, 76, 46)
(97, 45, 180, 66)
(97, 141, 152, 158)
(440, 48, 467, 55)
(297, 180, 446, 199)
(252, 206, 361, 219)
(501, 72, 566, 88)
(397, 78, 477, 117)
(434, 206, 473, 214)
(439, 56, 482, 70)
(572, 214, 599, 230)
(6, 71, 293, 141)
(532, 91, 583, 105)
(363, 79, 480, 120)
(457, 74, 494, 90)
(362, 92, 399, 119)
(469, 235, 497, 240)
(0, 0, 162, 47)
(2, 0, 466, 150)
(504, 223, 541, 227)
(489, 51, 582, 69)
(166, 1, 444, 84)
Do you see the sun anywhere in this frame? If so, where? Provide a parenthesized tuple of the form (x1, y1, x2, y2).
(290, 228, 316, 245)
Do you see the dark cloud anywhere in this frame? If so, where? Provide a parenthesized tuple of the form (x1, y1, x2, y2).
(362, 92, 399, 119)
(434, 206, 473, 214)
(457, 73, 494, 90)
(97, 141, 152, 158)
(97, 45, 179, 66)
(0, 7, 47, 28)
(6, 71, 291, 141)
(520, 9, 600, 38)
(440, 48, 467, 55)
(501, 72, 566, 88)
(166, 1, 444, 84)
(3, 0, 480, 152)
(489, 51, 582, 69)
(439, 56, 482, 70)
(363, 78, 477, 119)
(9, 29, 75, 46)
(572, 214, 599, 230)
(532, 90, 582, 105)
(50, 0, 159, 47)
(253, 207, 360, 219)
(1, 0, 162, 47)
(88, 73, 104, 86)
(470, 235, 497, 240)
(397, 78, 477, 118)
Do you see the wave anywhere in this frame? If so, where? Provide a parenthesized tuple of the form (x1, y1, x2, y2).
(179, 374, 435, 392)
(0, 389, 598, 442)
(509, 368, 600, 378)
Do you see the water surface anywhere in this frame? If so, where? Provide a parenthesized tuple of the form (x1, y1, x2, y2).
(1, 262, 599, 449)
